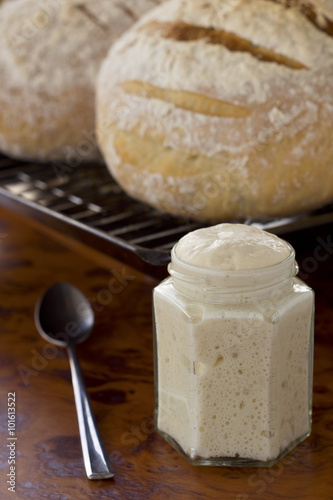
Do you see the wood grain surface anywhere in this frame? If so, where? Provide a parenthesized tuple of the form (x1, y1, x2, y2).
(0, 206, 332, 500)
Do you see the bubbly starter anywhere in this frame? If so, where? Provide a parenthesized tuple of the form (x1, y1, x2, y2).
(153, 224, 314, 464)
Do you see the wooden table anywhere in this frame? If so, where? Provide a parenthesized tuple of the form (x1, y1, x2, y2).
(0, 206, 332, 500)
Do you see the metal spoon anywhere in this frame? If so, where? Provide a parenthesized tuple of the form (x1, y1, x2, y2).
(35, 282, 114, 480)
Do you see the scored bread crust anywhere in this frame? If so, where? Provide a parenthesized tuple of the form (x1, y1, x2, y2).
(0, 0, 163, 162)
(97, 0, 333, 221)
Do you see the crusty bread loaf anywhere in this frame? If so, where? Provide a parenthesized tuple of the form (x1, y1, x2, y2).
(96, 0, 333, 221)
(0, 0, 163, 162)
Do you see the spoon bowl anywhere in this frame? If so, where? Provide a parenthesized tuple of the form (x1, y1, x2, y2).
(35, 282, 114, 480)
(36, 282, 94, 347)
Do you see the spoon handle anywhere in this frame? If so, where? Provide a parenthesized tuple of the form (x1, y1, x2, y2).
(67, 343, 114, 480)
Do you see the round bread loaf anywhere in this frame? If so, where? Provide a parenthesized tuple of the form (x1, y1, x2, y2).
(0, 0, 163, 162)
(97, 0, 333, 221)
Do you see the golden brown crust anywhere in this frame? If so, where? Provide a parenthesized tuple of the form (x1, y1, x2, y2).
(98, 111, 333, 221)
(0, 0, 164, 162)
(122, 81, 251, 117)
(143, 21, 308, 69)
(266, 0, 333, 37)
(96, 0, 333, 221)
(0, 85, 98, 162)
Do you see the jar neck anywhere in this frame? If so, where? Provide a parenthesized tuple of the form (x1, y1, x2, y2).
(169, 243, 298, 304)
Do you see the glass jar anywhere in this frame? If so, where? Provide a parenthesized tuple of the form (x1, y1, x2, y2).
(153, 232, 314, 467)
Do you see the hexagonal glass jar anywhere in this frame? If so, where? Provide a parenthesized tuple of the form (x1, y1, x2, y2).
(153, 240, 314, 467)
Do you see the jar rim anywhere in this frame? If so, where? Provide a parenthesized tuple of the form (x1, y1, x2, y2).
(170, 240, 297, 291)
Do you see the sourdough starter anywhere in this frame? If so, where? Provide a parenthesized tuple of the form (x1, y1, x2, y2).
(153, 224, 314, 464)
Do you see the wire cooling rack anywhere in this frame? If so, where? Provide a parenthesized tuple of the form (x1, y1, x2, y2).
(0, 153, 332, 276)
